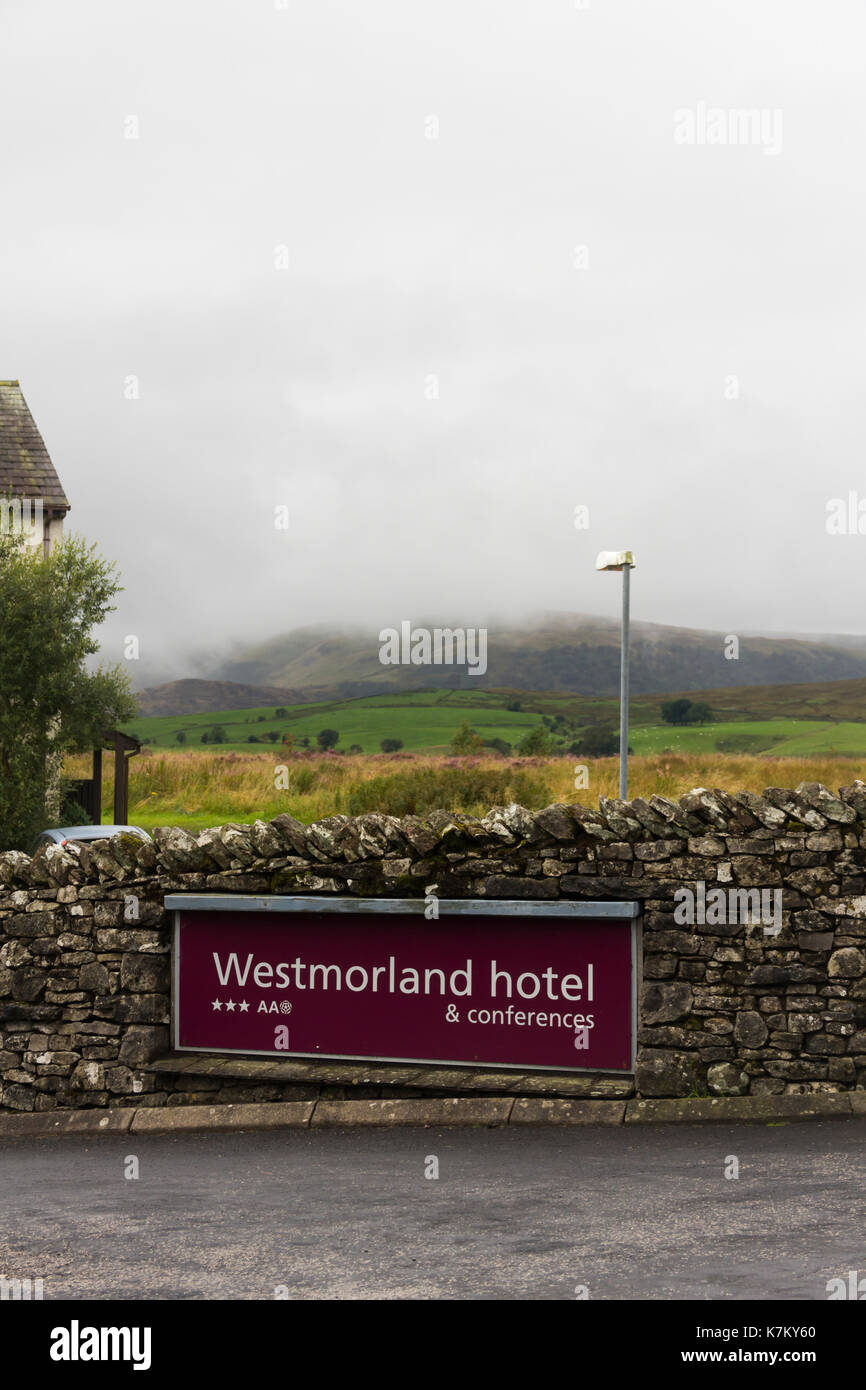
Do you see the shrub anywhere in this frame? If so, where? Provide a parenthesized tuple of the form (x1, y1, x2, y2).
(291, 767, 317, 795)
(482, 738, 512, 756)
(57, 796, 92, 829)
(516, 725, 555, 756)
(577, 724, 620, 757)
(345, 764, 554, 817)
(450, 722, 483, 755)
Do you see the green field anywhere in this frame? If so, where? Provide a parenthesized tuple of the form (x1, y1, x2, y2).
(631, 719, 866, 756)
(122, 687, 866, 758)
(122, 690, 544, 754)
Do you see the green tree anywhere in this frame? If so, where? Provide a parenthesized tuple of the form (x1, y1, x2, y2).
(265, 730, 280, 743)
(577, 724, 619, 756)
(688, 702, 713, 725)
(516, 725, 555, 755)
(381, 738, 403, 753)
(661, 698, 713, 726)
(274, 707, 288, 718)
(175, 730, 186, 745)
(209, 724, 227, 744)
(661, 698, 694, 726)
(0, 530, 136, 849)
(317, 728, 340, 750)
(450, 721, 483, 755)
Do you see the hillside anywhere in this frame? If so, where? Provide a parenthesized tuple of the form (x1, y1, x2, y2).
(134, 679, 317, 718)
(208, 614, 866, 699)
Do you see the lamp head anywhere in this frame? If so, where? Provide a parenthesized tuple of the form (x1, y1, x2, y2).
(595, 550, 635, 572)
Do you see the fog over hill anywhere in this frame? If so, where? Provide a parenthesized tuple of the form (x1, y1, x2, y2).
(213, 614, 866, 695)
(134, 613, 866, 714)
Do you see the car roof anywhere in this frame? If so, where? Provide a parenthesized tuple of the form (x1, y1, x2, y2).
(38, 825, 151, 841)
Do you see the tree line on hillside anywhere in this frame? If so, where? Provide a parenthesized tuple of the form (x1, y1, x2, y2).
(156, 698, 717, 762)
(171, 725, 407, 755)
(166, 716, 632, 759)
(448, 717, 624, 758)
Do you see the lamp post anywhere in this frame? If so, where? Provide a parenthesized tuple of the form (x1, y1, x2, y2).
(595, 550, 636, 799)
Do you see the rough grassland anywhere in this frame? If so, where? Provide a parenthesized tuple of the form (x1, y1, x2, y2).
(64, 749, 866, 834)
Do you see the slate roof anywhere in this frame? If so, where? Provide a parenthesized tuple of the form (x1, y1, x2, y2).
(0, 381, 70, 513)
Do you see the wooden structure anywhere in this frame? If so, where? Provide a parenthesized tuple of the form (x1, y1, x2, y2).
(65, 730, 142, 826)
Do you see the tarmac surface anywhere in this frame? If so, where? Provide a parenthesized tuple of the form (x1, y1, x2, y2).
(1, 1118, 864, 1300)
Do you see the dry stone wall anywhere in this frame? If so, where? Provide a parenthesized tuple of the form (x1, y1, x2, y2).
(2, 780, 866, 1112)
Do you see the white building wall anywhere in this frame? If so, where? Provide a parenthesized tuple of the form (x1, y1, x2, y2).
(0, 499, 64, 554)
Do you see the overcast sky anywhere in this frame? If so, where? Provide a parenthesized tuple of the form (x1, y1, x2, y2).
(2, 0, 865, 685)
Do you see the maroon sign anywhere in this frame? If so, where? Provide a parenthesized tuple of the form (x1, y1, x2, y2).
(173, 904, 636, 1072)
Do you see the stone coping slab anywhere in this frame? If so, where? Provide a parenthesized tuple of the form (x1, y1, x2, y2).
(511, 1098, 626, 1125)
(625, 1093, 854, 1124)
(311, 1097, 513, 1127)
(143, 1052, 635, 1098)
(131, 1102, 315, 1133)
(0, 1108, 137, 1137)
(0, 1092, 863, 1138)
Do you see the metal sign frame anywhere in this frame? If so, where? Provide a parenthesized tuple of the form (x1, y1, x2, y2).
(167, 894, 641, 1074)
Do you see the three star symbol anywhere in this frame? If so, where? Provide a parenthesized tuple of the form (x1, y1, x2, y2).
(211, 999, 250, 1012)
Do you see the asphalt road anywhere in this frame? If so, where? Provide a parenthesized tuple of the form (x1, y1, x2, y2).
(1, 1118, 864, 1300)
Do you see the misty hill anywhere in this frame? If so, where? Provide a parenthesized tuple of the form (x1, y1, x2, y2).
(134, 676, 398, 718)
(135, 679, 312, 718)
(133, 616, 866, 717)
(208, 615, 866, 699)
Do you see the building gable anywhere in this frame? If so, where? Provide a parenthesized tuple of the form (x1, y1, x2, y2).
(0, 381, 70, 516)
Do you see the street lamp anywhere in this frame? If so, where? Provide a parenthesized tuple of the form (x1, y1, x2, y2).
(595, 550, 636, 799)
